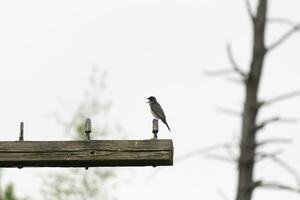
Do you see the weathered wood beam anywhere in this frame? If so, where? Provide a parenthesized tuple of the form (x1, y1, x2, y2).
(0, 140, 173, 167)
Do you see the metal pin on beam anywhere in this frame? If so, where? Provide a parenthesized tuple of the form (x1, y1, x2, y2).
(85, 118, 91, 141)
(152, 119, 159, 140)
(84, 118, 91, 170)
(19, 122, 24, 141)
(18, 122, 24, 169)
(152, 119, 159, 167)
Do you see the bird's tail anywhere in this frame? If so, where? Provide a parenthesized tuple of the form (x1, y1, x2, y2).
(162, 120, 171, 131)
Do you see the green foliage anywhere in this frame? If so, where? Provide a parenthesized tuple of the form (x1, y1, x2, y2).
(58, 68, 113, 140)
(42, 169, 115, 200)
(0, 184, 17, 200)
(42, 68, 118, 200)
(0, 171, 28, 200)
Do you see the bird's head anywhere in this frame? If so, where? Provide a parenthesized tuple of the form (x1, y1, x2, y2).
(146, 96, 157, 103)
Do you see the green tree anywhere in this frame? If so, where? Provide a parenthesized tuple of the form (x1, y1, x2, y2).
(0, 171, 27, 200)
(1, 184, 17, 200)
(42, 68, 118, 200)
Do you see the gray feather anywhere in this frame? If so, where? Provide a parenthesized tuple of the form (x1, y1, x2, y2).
(150, 102, 170, 131)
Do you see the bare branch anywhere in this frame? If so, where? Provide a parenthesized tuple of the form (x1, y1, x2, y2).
(276, 118, 298, 123)
(147, 142, 238, 180)
(257, 138, 292, 147)
(224, 143, 237, 160)
(175, 142, 237, 162)
(205, 142, 238, 164)
(216, 106, 241, 117)
(256, 152, 300, 187)
(225, 76, 245, 84)
(261, 90, 300, 107)
(226, 44, 247, 78)
(256, 116, 297, 131)
(267, 18, 295, 26)
(255, 181, 300, 193)
(267, 22, 300, 51)
(245, 0, 255, 21)
(255, 117, 280, 131)
(203, 69, 234, 76)
(205, 153, 237, 164)
(270, 156, 300, 187)
(217, 189, 230, 200)
(203, 69, 245, 85)
(255, 150, 284, 162)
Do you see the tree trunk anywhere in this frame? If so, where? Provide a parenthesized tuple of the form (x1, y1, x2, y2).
(235, 1, 267, 200)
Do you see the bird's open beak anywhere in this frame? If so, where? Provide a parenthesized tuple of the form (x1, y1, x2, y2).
(146, 98, 150, 103)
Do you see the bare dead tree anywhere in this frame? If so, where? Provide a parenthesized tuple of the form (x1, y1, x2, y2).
(182, 1, 300, 200)
(234, 1, 300, 200)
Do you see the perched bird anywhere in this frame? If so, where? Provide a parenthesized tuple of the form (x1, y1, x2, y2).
(146, 96, 170, 131)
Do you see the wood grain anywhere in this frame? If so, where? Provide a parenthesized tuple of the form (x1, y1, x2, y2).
(0, 140, 173, 167)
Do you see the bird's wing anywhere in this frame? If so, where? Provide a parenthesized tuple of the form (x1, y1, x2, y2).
(151, 102, 166, 120)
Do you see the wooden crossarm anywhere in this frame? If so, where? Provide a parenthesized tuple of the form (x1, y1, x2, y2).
(0, 140, 173, 167)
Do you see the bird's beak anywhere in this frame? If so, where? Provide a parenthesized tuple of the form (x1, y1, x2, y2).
(146, 98, 150, 103)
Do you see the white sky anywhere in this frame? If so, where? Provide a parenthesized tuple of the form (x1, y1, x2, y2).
(0, 0, 300, 199)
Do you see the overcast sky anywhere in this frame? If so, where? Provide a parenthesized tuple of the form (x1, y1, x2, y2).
(0, 0, 300, 200)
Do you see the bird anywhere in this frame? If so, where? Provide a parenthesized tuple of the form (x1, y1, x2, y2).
(146, 96, 170, 131)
